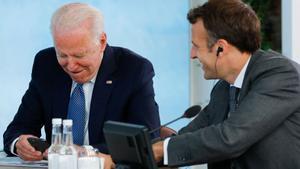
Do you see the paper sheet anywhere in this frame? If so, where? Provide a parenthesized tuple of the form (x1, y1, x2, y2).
(0, 157, 47, 168)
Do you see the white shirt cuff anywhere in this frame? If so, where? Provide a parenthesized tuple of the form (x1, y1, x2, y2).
(163, 137, 171, 165)
(10, 137, 19, 156)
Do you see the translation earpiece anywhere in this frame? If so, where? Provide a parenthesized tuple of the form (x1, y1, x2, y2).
(216, 47, 223, 56)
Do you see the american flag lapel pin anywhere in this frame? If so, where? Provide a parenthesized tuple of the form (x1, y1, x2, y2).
(106, 80, 113, 84)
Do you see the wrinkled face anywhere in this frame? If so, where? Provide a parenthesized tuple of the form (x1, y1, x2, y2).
(54, 27, 106, 84)
(190, 20, 219, 79)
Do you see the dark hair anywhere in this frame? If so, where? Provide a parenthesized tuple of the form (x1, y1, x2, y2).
(187, 0, 261, 53)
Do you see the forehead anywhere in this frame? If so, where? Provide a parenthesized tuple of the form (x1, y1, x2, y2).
(191, 19, 208, 44)
(54, 29, 96, 54)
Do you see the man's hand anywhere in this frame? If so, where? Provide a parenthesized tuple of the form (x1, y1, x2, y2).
(152, 141, 164, 163)
(96, 152, 115, 169)
(15, 135, 43, 161)
(73, 144, 87, 155)
(42, 149, 48, 159)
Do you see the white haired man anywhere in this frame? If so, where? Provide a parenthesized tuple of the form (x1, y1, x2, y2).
(4, 3, 160, 168)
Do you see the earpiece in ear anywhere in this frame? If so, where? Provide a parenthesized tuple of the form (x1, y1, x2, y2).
(216, 47, 223, 56)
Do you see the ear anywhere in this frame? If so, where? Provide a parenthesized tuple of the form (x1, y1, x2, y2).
(215, 39, 228, 57)
(99, 32, 107, 52)
(216, 47, 223, 56)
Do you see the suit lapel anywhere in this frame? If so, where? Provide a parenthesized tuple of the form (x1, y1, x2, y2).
(219, 82, 230, 121)
(239, 50, 262, 100)
(89, 45, 117, 144)
(52, 65, 72, 119)
(208, 80, 231, 123)
(212, 51, 263, 123)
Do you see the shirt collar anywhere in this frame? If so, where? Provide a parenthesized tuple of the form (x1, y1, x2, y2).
(89, 74, 97, 84)
(233, 56, 251, 88)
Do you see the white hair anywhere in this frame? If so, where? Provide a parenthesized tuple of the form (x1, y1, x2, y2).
(51, 3, 104, 43)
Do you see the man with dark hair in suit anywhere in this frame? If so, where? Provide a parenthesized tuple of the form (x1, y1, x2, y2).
(153, 0, 300, 168)
(3, 3, 160, 166)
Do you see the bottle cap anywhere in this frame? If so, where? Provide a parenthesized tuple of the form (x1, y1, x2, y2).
(52, 118, 62, 125)
(63, 119, 73, 126)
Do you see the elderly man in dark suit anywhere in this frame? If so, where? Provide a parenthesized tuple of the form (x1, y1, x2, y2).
(3, 3, 160, 165)
(153, 0, 300, 169)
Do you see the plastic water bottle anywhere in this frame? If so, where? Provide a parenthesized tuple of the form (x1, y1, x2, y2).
(78, 146, 102, 169)
(48, 118, 62, 169)
(59, 119, 78, 169)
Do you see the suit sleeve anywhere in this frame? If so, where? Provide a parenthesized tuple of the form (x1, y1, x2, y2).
(167, 58, 300, 167)
(178, 81, 228, 134)
(178, 107, 210, 134)
(124, 58, 161, 138)
(3, 54, 44, 156)
(90, 143, 108, 154)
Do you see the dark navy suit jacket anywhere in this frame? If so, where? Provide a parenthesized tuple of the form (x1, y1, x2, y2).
(3, 45, 160, 155)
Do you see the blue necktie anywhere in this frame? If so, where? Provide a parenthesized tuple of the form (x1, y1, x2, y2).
(67, 83, 85, 145)
(228, 86, 240, 117)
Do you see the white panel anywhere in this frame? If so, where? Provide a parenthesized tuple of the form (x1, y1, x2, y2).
(282, 0, 300, 62)
(291, 0, 300, 62)
(188, 1, 208, 169)
(282, 0, 292, 58)
(189, 0, 214, 109)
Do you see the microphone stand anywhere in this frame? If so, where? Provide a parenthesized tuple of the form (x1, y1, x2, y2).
(149, 116, 182, 134)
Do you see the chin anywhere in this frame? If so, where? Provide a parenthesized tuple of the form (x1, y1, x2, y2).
(204, 74, 216, 80)
(71, 77, 87, 84)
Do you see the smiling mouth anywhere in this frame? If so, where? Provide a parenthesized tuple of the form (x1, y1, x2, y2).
(70, 70, 84, 75)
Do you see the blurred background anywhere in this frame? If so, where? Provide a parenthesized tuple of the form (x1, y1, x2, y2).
(0, 0, 190, 149)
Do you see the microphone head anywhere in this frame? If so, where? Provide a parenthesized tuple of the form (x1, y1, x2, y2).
(183, 105, 201, 118)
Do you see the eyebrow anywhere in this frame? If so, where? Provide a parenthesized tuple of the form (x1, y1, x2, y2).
(74, 49, 89, 55)
(191, 41, 199, 48)
(58, 49, 89, 57)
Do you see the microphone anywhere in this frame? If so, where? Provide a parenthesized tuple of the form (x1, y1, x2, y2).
(149, 105, 202, 134)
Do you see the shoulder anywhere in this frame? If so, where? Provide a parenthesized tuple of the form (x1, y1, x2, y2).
(109, 46, 154, 72)
(252, 50, 299, 70)
(247, 50, 300, 80)
(242, 50, 300, 95)
(111, 46, 152, 64)
(34, 47, 56, 62)
(31, 47, 64, 78)
(33, 47, 58, 69)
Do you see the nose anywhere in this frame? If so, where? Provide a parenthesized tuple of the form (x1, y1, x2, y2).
(66, 57, 77, 71)
(190, 47, 197, 59)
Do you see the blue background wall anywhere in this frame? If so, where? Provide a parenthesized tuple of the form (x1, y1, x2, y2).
(0, 0, 189, 149)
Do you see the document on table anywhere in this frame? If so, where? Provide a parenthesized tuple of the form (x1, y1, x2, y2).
(0, 157, 47, 168)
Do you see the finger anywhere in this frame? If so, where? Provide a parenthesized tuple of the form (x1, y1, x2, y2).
(16, 141, 36, 154)
(44, 148, 48, 154)
(17, 135, 36, 153)
(17, 145, 42, 157)
(152, 141, 163, 162)
(43, 149, 49, 159)
(17, 148, 43, 161)
(16, 137, 42, 157)
(103, 155, 115, 169)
